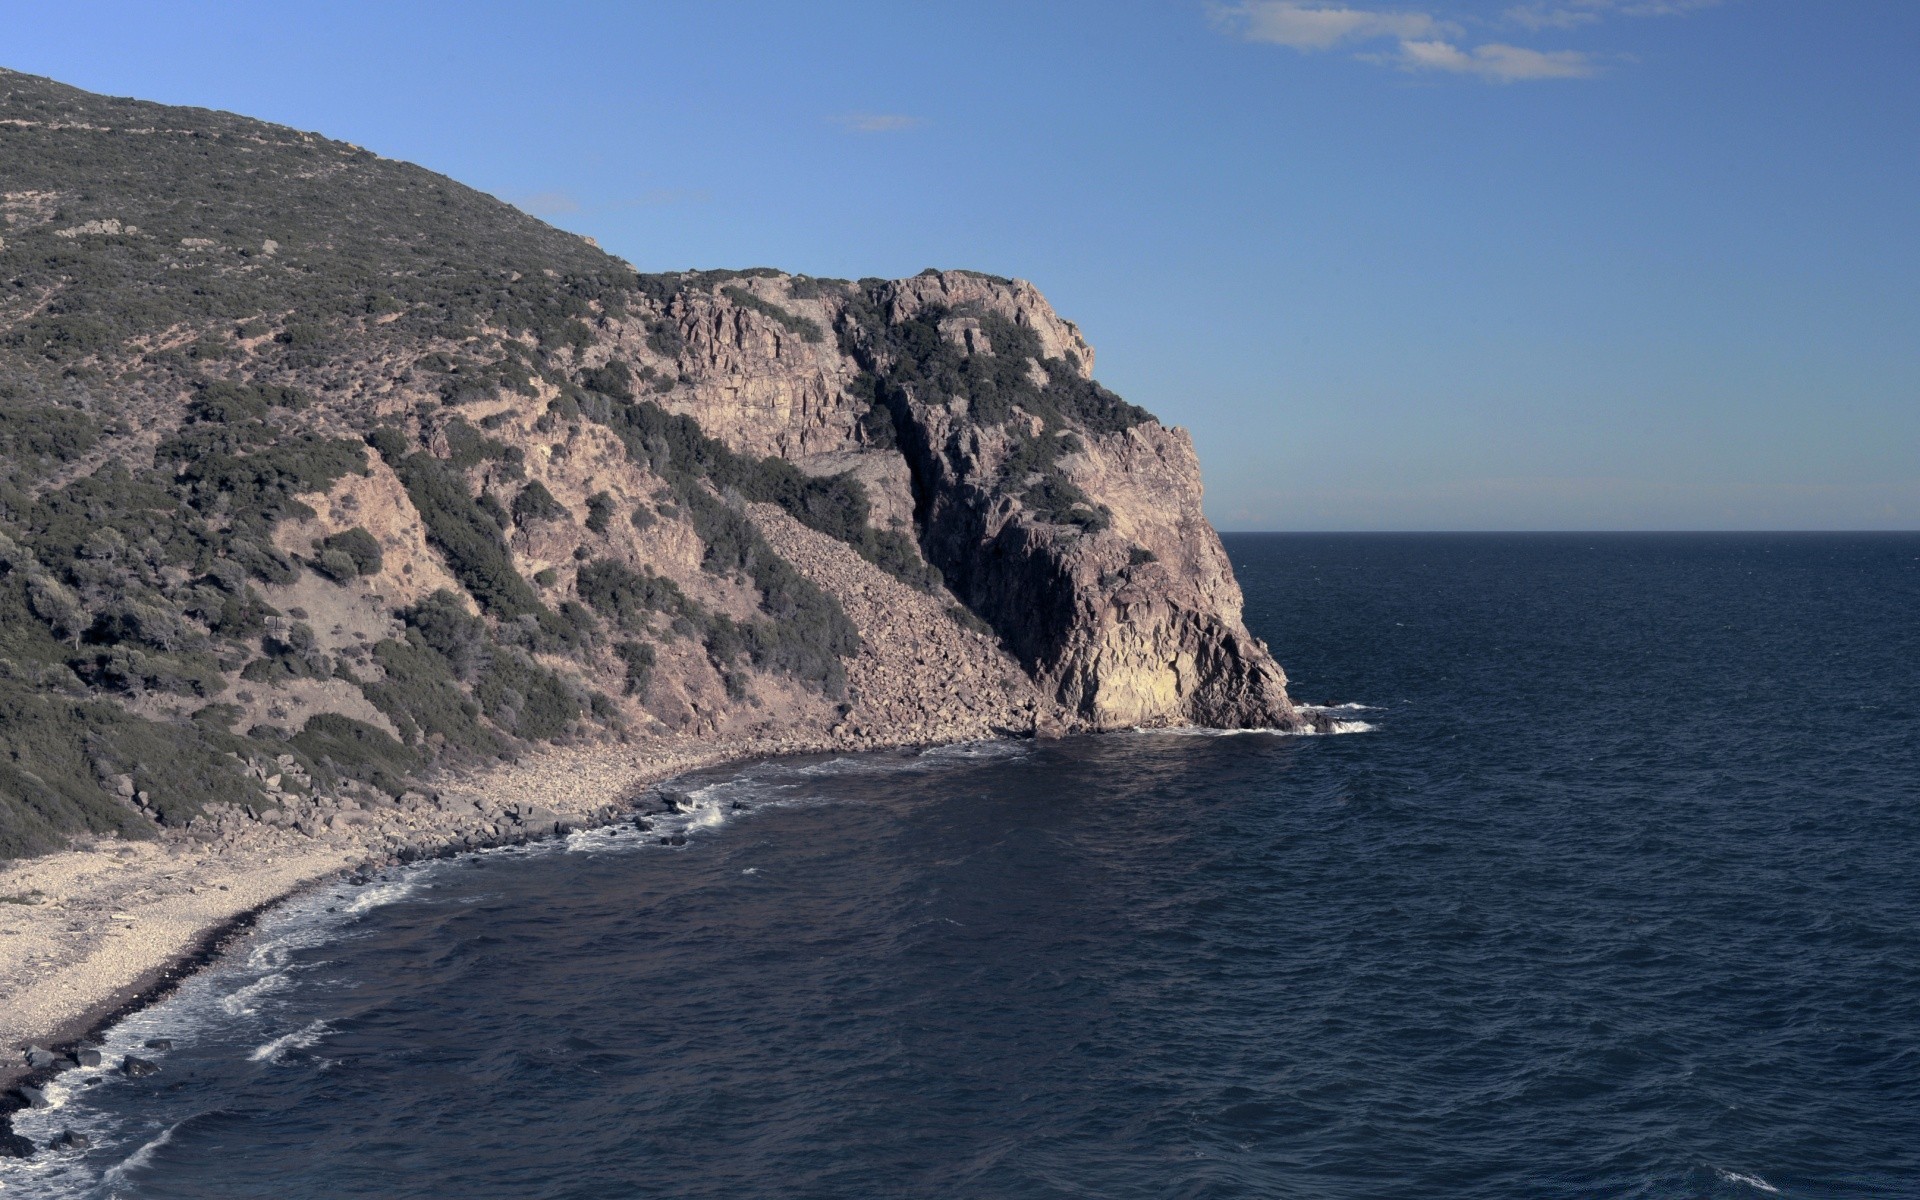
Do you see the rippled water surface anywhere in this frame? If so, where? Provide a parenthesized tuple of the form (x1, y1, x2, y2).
(7, 533, 1918, 1198)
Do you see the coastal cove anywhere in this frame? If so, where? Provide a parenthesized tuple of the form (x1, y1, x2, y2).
(0, 725, 1028, 1098)
(4, 533, 1917, 1198)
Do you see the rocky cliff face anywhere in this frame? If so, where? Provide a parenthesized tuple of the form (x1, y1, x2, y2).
(0, 67, 1313, 859)
(596, 269, 1307, 731)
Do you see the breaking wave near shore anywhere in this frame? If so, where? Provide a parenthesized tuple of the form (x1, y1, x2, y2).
(6, 533, 1918, 1198)
(0, 739, 1046, 1197)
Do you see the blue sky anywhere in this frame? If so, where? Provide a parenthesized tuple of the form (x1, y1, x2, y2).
(6, 1, 1916, 529)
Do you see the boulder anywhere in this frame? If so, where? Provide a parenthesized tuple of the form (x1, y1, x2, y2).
(23, 1045, 58, 1069)
(10, 1086, 48, 1109)
(71, 1048, 102, 1068)
(143, 1038, 173, 1051)
(121, 1055, 160, 1078)
(48, 1129, 91, 1151)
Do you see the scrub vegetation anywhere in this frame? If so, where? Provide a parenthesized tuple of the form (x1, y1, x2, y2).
(0, 69, 874, 855)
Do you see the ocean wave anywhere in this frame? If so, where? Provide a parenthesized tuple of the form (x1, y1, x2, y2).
(343, 878, 422, 915)
(1714, 1168, 1781, 1194)
(219, 971, 289, 1016)
(1129, 719, 1375, 737)
(917, 739, 1032, 763)
(100, 1116, 185, 1186)
(248, 1019, 333, 1064)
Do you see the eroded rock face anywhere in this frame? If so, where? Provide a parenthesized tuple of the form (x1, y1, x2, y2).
(0, 69, 1315, 863)
(605, 270, 1310, 732)
(889, 386, 1304, 731)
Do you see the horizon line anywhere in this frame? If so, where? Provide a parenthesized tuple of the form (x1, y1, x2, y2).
(1215, 528, 1920, 535)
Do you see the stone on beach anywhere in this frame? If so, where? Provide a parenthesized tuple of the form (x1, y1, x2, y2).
(48, 1128, 91, 1151)
(121, 1055, 160, 1078)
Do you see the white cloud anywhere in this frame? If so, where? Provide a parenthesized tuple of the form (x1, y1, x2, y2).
(1213, 2, 1449, 50)
(1607, 0, 1725, 15)
(1506, 0, 1723, 28)
(831, 113, 925, 134)
(1504, 4, 1602, 31)
(1218, 0, 1722, 84)
(1397, 38, 1599, 80)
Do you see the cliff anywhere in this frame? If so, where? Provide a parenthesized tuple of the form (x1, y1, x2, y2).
(0, 67, 1315, 860)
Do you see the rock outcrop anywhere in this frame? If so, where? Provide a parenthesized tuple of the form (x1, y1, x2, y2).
(0, 67, 1313, 860)
(581, 268, 1309, 732)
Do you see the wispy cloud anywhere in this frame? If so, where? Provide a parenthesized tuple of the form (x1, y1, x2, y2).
(1214, 0, 1722, 84)
(1390, 38, 1598, 81)
(1219, 2, 1452, 49)
(1506, 0, 1722, 30)
(1504, 3, 1602, 31)
(831, 113, 925, 134)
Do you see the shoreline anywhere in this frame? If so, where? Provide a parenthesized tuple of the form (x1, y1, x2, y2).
(0, 723, 1016, 1151)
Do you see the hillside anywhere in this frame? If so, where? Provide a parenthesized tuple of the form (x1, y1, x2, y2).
(0, 67, 1316, 860)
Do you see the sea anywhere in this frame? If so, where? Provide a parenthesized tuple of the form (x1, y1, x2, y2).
(4, 533, 1917, 1199)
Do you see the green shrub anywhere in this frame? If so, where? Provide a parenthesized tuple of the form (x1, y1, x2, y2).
(474, 648, 579, 740)
(188, 381, 308, 424)
(576, 559, 694, 631)
(315, 527, 382, 578)
(612, 640, 655, 695)
(374, 437, 545, 619)
(443, 418, 521, 469)
(580, 362, 633, 400)
(720, 286, 823, 343)
(579, 395, 937, 591)
(400, 590, 489, 680)
(290, 712, 417, 797)
(584, 491, 616, 534)
(512, 481, 569, 525)
(360, 635, 504, 760)
(0, 403, 101, 481)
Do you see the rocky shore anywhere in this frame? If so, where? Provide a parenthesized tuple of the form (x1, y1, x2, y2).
(0, 719, 1023, 1157)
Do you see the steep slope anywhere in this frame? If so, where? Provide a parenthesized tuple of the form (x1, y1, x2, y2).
(0, 67, 1314, 859)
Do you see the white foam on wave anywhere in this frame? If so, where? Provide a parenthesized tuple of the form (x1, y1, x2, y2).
(1714, 1168, 1781, 1194)
(570, 741, 1032, 857)
(248, 1019, 333, 1064)
(793, 754, 904, 778)
(219, 971, 289, 1016)
(341, 877, 423, 916)
(917, 738, 1032, 763)
(0, 865, 449, 1197)
(99, 1116, 186, 1186)
(1131, 719, 1375, 738)
(795, 741, 1027, 778)
(1301, 702, 1377, 712)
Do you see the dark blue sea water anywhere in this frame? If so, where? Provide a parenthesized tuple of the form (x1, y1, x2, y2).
(7, 534, 1918, 1199)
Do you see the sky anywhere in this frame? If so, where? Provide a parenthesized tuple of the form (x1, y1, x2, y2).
(4, 1, 1916, 530)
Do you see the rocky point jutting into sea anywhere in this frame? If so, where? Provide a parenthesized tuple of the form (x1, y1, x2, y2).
(0, 65, 1319, 1143)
